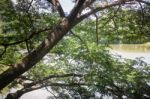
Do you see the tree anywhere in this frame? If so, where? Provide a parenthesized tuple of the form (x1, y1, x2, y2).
(0, 0, 150, 99)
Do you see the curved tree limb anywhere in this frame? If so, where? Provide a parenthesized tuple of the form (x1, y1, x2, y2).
(5, 73, 84, 99)
(25, 73, 83, 88)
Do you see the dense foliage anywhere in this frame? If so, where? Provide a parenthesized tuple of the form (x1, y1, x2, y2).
(0, 0, 150, 99)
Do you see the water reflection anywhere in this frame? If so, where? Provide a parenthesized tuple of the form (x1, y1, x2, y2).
(110, 44, 150, 63)
(110, 44, 150, 53)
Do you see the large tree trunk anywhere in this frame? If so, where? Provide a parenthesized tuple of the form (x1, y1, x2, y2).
(0, 20, 71, 90)
(0, 0, 86, 91)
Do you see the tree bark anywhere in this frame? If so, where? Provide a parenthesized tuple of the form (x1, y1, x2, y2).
(0, 20, 71, 90)
(0, 0, 86, 90)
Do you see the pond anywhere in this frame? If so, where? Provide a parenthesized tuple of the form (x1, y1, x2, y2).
(110, 43, 150, 63)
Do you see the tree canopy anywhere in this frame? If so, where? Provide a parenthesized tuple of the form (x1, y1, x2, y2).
(0, 0, 150, 99)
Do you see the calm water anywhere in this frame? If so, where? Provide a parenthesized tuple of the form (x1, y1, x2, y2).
(110, 44, 150, 63)
(110, 44, 150, 53)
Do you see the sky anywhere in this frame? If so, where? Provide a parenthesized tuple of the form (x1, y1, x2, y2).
(11, 0, 74, 13)
(59, 0, 74, 13)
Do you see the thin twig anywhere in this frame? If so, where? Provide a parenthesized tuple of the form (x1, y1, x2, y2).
(45, 87, 58, 99)
(0, 46, 7, 58)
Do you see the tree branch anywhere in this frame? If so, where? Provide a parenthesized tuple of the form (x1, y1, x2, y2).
(0, 27, 51, 47)
(75, 0, 134, 24)
(68, 0, 86, 23)
(0, 46, 7, 58)
(136, 0, 150, 5)
(47, 0, 65, 17)
(25, 73, 83, 88)
(5, 74, 84, 99)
